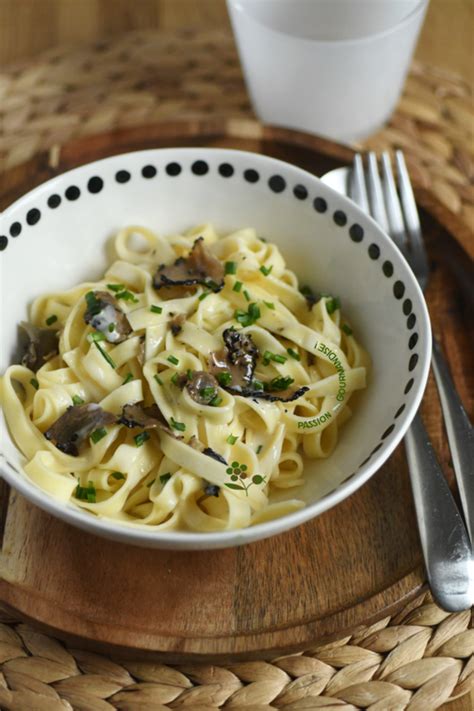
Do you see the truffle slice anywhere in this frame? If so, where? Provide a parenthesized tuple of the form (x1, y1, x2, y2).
(19, 322, 59, 373)
(209, 328, 258, 391)
(84, 291, 132, 343)
(45, 403, 116, 456)
(153, 238, 224, 292)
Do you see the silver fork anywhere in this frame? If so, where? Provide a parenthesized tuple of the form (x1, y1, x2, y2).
(350, 151, 474, 612)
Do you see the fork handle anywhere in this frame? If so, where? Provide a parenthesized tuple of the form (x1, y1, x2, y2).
(431, 336, 474, 542)
(404, 413, 473, 612)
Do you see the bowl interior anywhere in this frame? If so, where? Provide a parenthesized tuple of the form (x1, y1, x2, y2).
(0, 148, 430, 547)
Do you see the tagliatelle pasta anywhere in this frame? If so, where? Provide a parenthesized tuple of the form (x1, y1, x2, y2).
(0, 224, 369, 531)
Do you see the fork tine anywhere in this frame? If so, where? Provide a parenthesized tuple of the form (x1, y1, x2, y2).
(350, 154, 370, 213)
(367, 152, 390, 234)
(395, 150, 430, 290)
(381, 152, 408, 254)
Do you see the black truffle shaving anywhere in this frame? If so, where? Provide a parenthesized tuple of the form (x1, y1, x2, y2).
(44, 404, 116, 456)
(119, 403, 175, 437)
(209, 328, 258, 390)
(153, 237, 224, 292)
(202, 447, 227, 465)
(19, 322, 59, 373)
(84, 291, 132, 343)
(227, 385, 310, 403)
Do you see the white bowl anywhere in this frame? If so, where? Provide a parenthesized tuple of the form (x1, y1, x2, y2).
(227, 0, 429, 142)
(0, 148, 431, 549)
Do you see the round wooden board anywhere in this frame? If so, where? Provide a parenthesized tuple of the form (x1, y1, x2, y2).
(0, 121, 472, 663)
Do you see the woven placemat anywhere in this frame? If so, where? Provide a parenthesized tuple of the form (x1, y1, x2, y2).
(0, 28, 472, 711)
(0, 592, 472, 710)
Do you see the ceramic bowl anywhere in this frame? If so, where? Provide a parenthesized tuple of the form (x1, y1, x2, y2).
(0, 148, 431, 549)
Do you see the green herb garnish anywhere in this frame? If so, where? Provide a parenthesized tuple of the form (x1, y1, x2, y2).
(93, 340, 116, 369)
(150, 305, 163, 314)
(263, 350, 287, 365)
(72, 394, 84, 405)
(233, 281, 243, 293)
(227, 434, 238, 445)
(252, 378, 264, 391)
(235, 302, 260, 327)
(134, 431, 150, 447)
(198, 291, 210, 301)
(259, 265, 273, 276)
(200, 386, 216, 400)
(342, 324, 353, 336)
(111, 471, 125, 480)
(209, 395, 222, 407)
(87, 331, 106, 343)
(30, 378, 39, 390)
(256, 444, 263, 454)
(217, 371, 232, 387)
(326, 296, 341, 315)
(167, 355, 179, 366)
(170, 417, 186, 432)
(154, 374, 163, 386)
(108, 323, 115, 332)
(90, 427, 107, 444)
(263, 301, 275, 310)
(170, 373, 180, 386)
(225, 261, 237, 275)
(85, 291, 101, 316)
(107, 283, 125, 292)
(46, 315, 57, 326)
(160, 472, 172, 485)
(287, 348, 301, 361)
(75, 481, 96, 503)
(115, 289, 139, 303)
(264, 376, 294, 392)
(123, 372, 133, 385)
(243, 290, 251, 302)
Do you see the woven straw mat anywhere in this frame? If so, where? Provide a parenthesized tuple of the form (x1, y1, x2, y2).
(0, 28, 472, 711)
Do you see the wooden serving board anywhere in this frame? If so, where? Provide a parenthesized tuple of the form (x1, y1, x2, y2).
(0, 121, 472, 662)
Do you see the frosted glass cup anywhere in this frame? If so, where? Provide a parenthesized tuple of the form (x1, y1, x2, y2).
(227, 0, 429, 143)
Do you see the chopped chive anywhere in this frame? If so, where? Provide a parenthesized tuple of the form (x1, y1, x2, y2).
(167, 355, 179, 366)
(243, 289, 251, 302)
(154, 374, 163, 386)
(87, 482, 96, 503)
(227, 434, 238, 445)
(111, 471, 125, 480)
(287, 348, 301, 361)
(115, 289, 139, 303)
(252, 378, 264, 391)
(160, 472, 172, 485)
(30, 377, 39, 390)
(263, 350, 287, 365)
(72, 394, 84, 405)
(342, 324, 353, 336)
(46, 315, 57, 326)
(259, 237, 267, 243)
(93, 341, 116, 369)
(235, 302, 260, 327)
(326, 296, 341, 315)
(225, 261, 237, 275)
(87, 331, 106, 343)
(217, 371, 232, 386)
(146, 478, 156, 487)
(209, 395, 223, 407)
(90, 427, 107, 444)
(150, 304, 163, 314)
(75, 481, 96, 503)
(200, 386, 216, 399)
(264, 376, 294, 392)
(170, 417, 186, 432)
(123, 372, 133, 384)
(198, 291, 210, 301)
(263, 301, 275, 310)
(233, 281, 243, 293)
(134, 431, 150, 447)
(170, 373, 180, 386)
(259, 265, 273, 276)
(108, 323, 115, 332)
(85, 291, 101, 315)
(256, 444, 263, 454)
(187, 369, 193, 380)
(107, 283, 125, 292)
